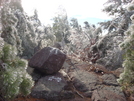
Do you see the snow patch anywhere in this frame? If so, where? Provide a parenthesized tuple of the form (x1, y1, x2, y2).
(48, 76, 62, 82)
(50, 48, 59, 55)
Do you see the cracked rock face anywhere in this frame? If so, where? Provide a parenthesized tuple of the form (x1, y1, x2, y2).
(29, 47, 66, 74)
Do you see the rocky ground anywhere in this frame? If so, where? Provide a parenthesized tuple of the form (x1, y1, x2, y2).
(10, 46, 131, 101)
(12, 59, 130, 101)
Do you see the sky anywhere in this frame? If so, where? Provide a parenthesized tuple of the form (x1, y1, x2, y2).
(22, 0, 111, 26)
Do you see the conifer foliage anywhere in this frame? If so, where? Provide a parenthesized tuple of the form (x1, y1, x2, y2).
(0, 38, 34, 100)
(117, 1, 134, 93)
(0, 0, 34, 100)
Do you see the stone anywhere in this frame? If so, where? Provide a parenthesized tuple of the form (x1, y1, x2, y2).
(69, 70, 101, 93)
(60, 91, 75, 99)
(69, 69, 126, 100)
(101, 74, 119, 86)
(29, 47, 66, 74)
(113, 68, 124, 78)
(98, 86, 125, 97)
(31, 73, 68, 101)
(83, 91, 93, 97)
(92, 89, 126, 101)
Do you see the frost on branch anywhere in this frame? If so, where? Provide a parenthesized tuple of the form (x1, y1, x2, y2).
(0, 41, 34, 100)
(117, 2, 134, 93)
(1, 2, 40, 58)
(67, 21, 102, 63)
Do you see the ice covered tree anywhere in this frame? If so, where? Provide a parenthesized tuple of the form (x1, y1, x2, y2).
(83, 21, 101, 40)
(0, 38, 34, 101)
(52, 6, 70, 49)
(117, 1, 134, 94)
(0, 0, 39, 58)
(68, 20, 102, 62)
(70, 18, 79, 29)
(100, 0, 133, 36)
(1, 0, 23, 55)
(0, 2, 34, 100)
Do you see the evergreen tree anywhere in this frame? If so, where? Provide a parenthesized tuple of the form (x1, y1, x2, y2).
(100, 0, 133, 36)
(0, 1, 34, 101)
(52, 6, 70, 48)
(68, 20, 102, 62)
(0, 0, 39, 58)
(0, 38, 34, 101)
(117, 1, 134, 93)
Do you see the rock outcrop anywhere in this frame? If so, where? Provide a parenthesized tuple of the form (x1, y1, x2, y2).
(29, 47, 66, 74)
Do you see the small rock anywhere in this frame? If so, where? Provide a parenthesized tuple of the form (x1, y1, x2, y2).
(98, 86, 125, 97)
(101, 74, 119, 86)
(26, 66, 34, 75)
(83, 91, 93, 97)
(29, 47, 66, 74)
(113, 68, 124, 78)
(92, 89, 126, 101)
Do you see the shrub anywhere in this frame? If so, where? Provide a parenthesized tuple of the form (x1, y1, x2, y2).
(0, 41, 34, 100)
(117, 2, 134, 93)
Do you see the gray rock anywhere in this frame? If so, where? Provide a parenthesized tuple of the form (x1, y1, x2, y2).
(113, 68, 124, 78)
(83, 91, 93, 97)
(31, 73, 67, 101)
(92, 89, 126, 101)
(69, 70, 126, 100)
(101, 74, 119, 86)
(60, 91, 75, 99)
(29, 47, 66, 74)
(26, 66, 34, 75)
(62, 60, 72, 73)
(98, 86, 125, 97)
(70, 70, 101, 92)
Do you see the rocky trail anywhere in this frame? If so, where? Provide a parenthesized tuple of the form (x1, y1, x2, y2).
(11, 47, 130, 101)
(13, 60, 128, 101)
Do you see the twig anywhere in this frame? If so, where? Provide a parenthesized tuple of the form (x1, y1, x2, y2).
(72, 84, 84, 98)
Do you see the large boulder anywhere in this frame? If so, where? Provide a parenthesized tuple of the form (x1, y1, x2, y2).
(31, 73, 74, 101)
(29, 47, 66, 74)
